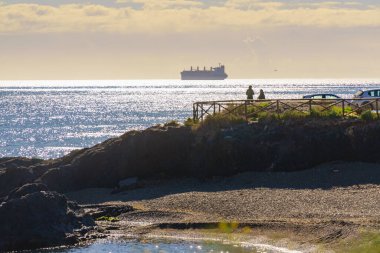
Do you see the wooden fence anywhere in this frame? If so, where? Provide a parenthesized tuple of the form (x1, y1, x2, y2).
(193, 98, 380, 121)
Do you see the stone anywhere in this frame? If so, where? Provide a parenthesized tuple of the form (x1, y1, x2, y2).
(0, 184, 95, 251)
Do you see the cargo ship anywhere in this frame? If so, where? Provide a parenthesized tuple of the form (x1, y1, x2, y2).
(181, 64, 228, 80)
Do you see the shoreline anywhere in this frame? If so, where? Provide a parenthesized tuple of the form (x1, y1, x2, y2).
(3, 119, 380, 252)
(66, 161, 380, 252)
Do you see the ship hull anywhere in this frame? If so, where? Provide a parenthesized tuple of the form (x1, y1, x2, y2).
(181, 71, 228, 80)
(181, 74, 228, 80)
(181, 64, 228, 80)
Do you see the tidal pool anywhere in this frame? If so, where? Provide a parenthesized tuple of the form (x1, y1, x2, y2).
(34, 240, 269, 253)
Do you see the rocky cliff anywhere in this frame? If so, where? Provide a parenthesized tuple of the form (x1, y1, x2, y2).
(1, 118, 380, 195)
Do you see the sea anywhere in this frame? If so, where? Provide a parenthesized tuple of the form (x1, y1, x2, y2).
(1, 79, 379, 159)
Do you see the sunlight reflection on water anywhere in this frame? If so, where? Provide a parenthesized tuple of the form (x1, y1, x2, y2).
(34, 240, 264, 253)
(1, 79, 379, 158)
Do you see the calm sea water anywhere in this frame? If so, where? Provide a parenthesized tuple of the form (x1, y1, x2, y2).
(1, 79, 379, 159)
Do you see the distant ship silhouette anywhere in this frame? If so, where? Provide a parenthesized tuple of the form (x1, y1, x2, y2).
(181, 64, 228, 80)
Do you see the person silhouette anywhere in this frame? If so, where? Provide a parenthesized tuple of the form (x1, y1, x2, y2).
(246, 85, 254, 100)
(258, 89, 265, 99)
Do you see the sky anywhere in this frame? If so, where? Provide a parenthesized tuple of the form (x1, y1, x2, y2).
(0, 0, 379, 79)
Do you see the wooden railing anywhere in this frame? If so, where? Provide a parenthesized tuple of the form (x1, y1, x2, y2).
(193, 98, 380, 121)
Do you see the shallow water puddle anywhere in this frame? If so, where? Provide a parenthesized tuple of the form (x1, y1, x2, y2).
(33, 239, 285, 253)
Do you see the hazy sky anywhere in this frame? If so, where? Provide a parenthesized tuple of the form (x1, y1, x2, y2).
(0, 0, 379, 79)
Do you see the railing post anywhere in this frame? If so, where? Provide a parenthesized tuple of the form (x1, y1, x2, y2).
(276, 100, 280, 116)
(193, 103, 196, 121)
(196, 103, 199, 121)
(244, 101, 248, 120)
(377, 99, 379, 119)
(309, 99, 312, 115)
(213, 102, 216, 116)
(200, 104, 204, 121)
(342, 99, 345, 118)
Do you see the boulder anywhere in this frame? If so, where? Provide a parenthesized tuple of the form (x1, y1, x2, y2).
(0, 184, 94, 251)
(0, 167, 36, 199)
(4, 183, 49, 201)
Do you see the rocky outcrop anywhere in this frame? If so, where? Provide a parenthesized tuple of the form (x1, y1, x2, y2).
(2, 119, 380, 194)
(1, 118, 380, 250)
(0, 158, 49, 199)
(39, 125, 193, 192)
(0, 167, 36, 199)
(0, 183, 94, 252)
(0, 157, 43, 170)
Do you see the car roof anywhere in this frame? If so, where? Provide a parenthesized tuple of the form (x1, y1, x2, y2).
(303, 93, 339, 98)
(362, 89, 380, 92)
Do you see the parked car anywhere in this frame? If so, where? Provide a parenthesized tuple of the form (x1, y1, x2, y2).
(351, 89, 380, 110)
(303, 94, 341, 99)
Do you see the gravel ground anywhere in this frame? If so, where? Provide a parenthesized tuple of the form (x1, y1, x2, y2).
(136, 185, 380, 222)
(67, 162, 380, 224)
(66, 162, 380, 252)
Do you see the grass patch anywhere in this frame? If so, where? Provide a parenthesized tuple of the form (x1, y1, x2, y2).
(96, 216, 120, 222)
(164, 120, 181, 127)
(196, 114, 246, 132)
(337, 231, 380, 253)
(190, 102, 378, 132)
(218, 221, 239, 234)
(222, 104, 369, 122)
(280, 110, 308, 120)
(360, 110, 376, 121)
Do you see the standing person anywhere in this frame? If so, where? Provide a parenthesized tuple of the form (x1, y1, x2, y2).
(246, 85, 254, 100)
(258, 89, 266, 99)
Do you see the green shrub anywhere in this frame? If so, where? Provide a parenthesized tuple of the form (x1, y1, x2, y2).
(246, 102, 274, 116)
(223, 103, 246, 115)
(310, 107, 338, 118)
(164, 120, 181, 127)
(360, 110, 375, 121)
(279, 110, 307, 120)
(197, 102, 378, 124)
(197, 114, 246, 133)
(184, 118, 198, 127)
(256, 112, 276, 122)
(225, 102, 273, 117)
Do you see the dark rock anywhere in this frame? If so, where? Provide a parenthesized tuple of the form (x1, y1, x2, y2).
(3, 119, 380, 194)
(0, 157, 43, 170)
(4, 183, 49, 201)
(0, 185, 95, 252)
(0, 167, 37, 199)
(39, 125, 193, 192)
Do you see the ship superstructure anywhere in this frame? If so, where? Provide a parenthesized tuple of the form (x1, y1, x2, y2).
(181, 64, 228, 80)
